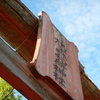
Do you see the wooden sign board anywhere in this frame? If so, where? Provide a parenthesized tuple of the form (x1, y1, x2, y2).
(31, 11, 84, 100)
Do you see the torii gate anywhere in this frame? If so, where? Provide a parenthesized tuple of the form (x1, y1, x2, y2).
(0, 0, 100, 100)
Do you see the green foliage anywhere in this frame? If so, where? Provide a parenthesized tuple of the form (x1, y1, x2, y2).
(0, 77, 22, 100)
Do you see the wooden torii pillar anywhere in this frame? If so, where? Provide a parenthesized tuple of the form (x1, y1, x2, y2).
(0, 0, 100, 100)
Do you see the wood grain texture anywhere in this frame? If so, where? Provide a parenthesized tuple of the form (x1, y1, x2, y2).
(0, 0, 38, 61)
(0, 39, 68, 100)
(80, 63, 100, 100)
(0, 0, 100, 99)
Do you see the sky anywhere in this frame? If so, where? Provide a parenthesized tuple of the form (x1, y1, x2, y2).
(20, 0, 100, 99)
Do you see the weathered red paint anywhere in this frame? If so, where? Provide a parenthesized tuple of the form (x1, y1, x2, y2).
(31, 11, 84, 100)
(0, 0, 38, 61)
(1, 0, 100, 100)
(0, 63, 43, 100)
(0, 39, 72, 100)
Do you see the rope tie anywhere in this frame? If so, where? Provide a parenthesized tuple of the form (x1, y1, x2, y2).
(16, 22, 38, 50)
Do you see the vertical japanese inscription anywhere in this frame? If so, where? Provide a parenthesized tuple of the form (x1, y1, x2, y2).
(53, 37, 67, 88)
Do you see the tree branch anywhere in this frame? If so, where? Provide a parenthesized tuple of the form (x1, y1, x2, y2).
(2, 88, 14, 100)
